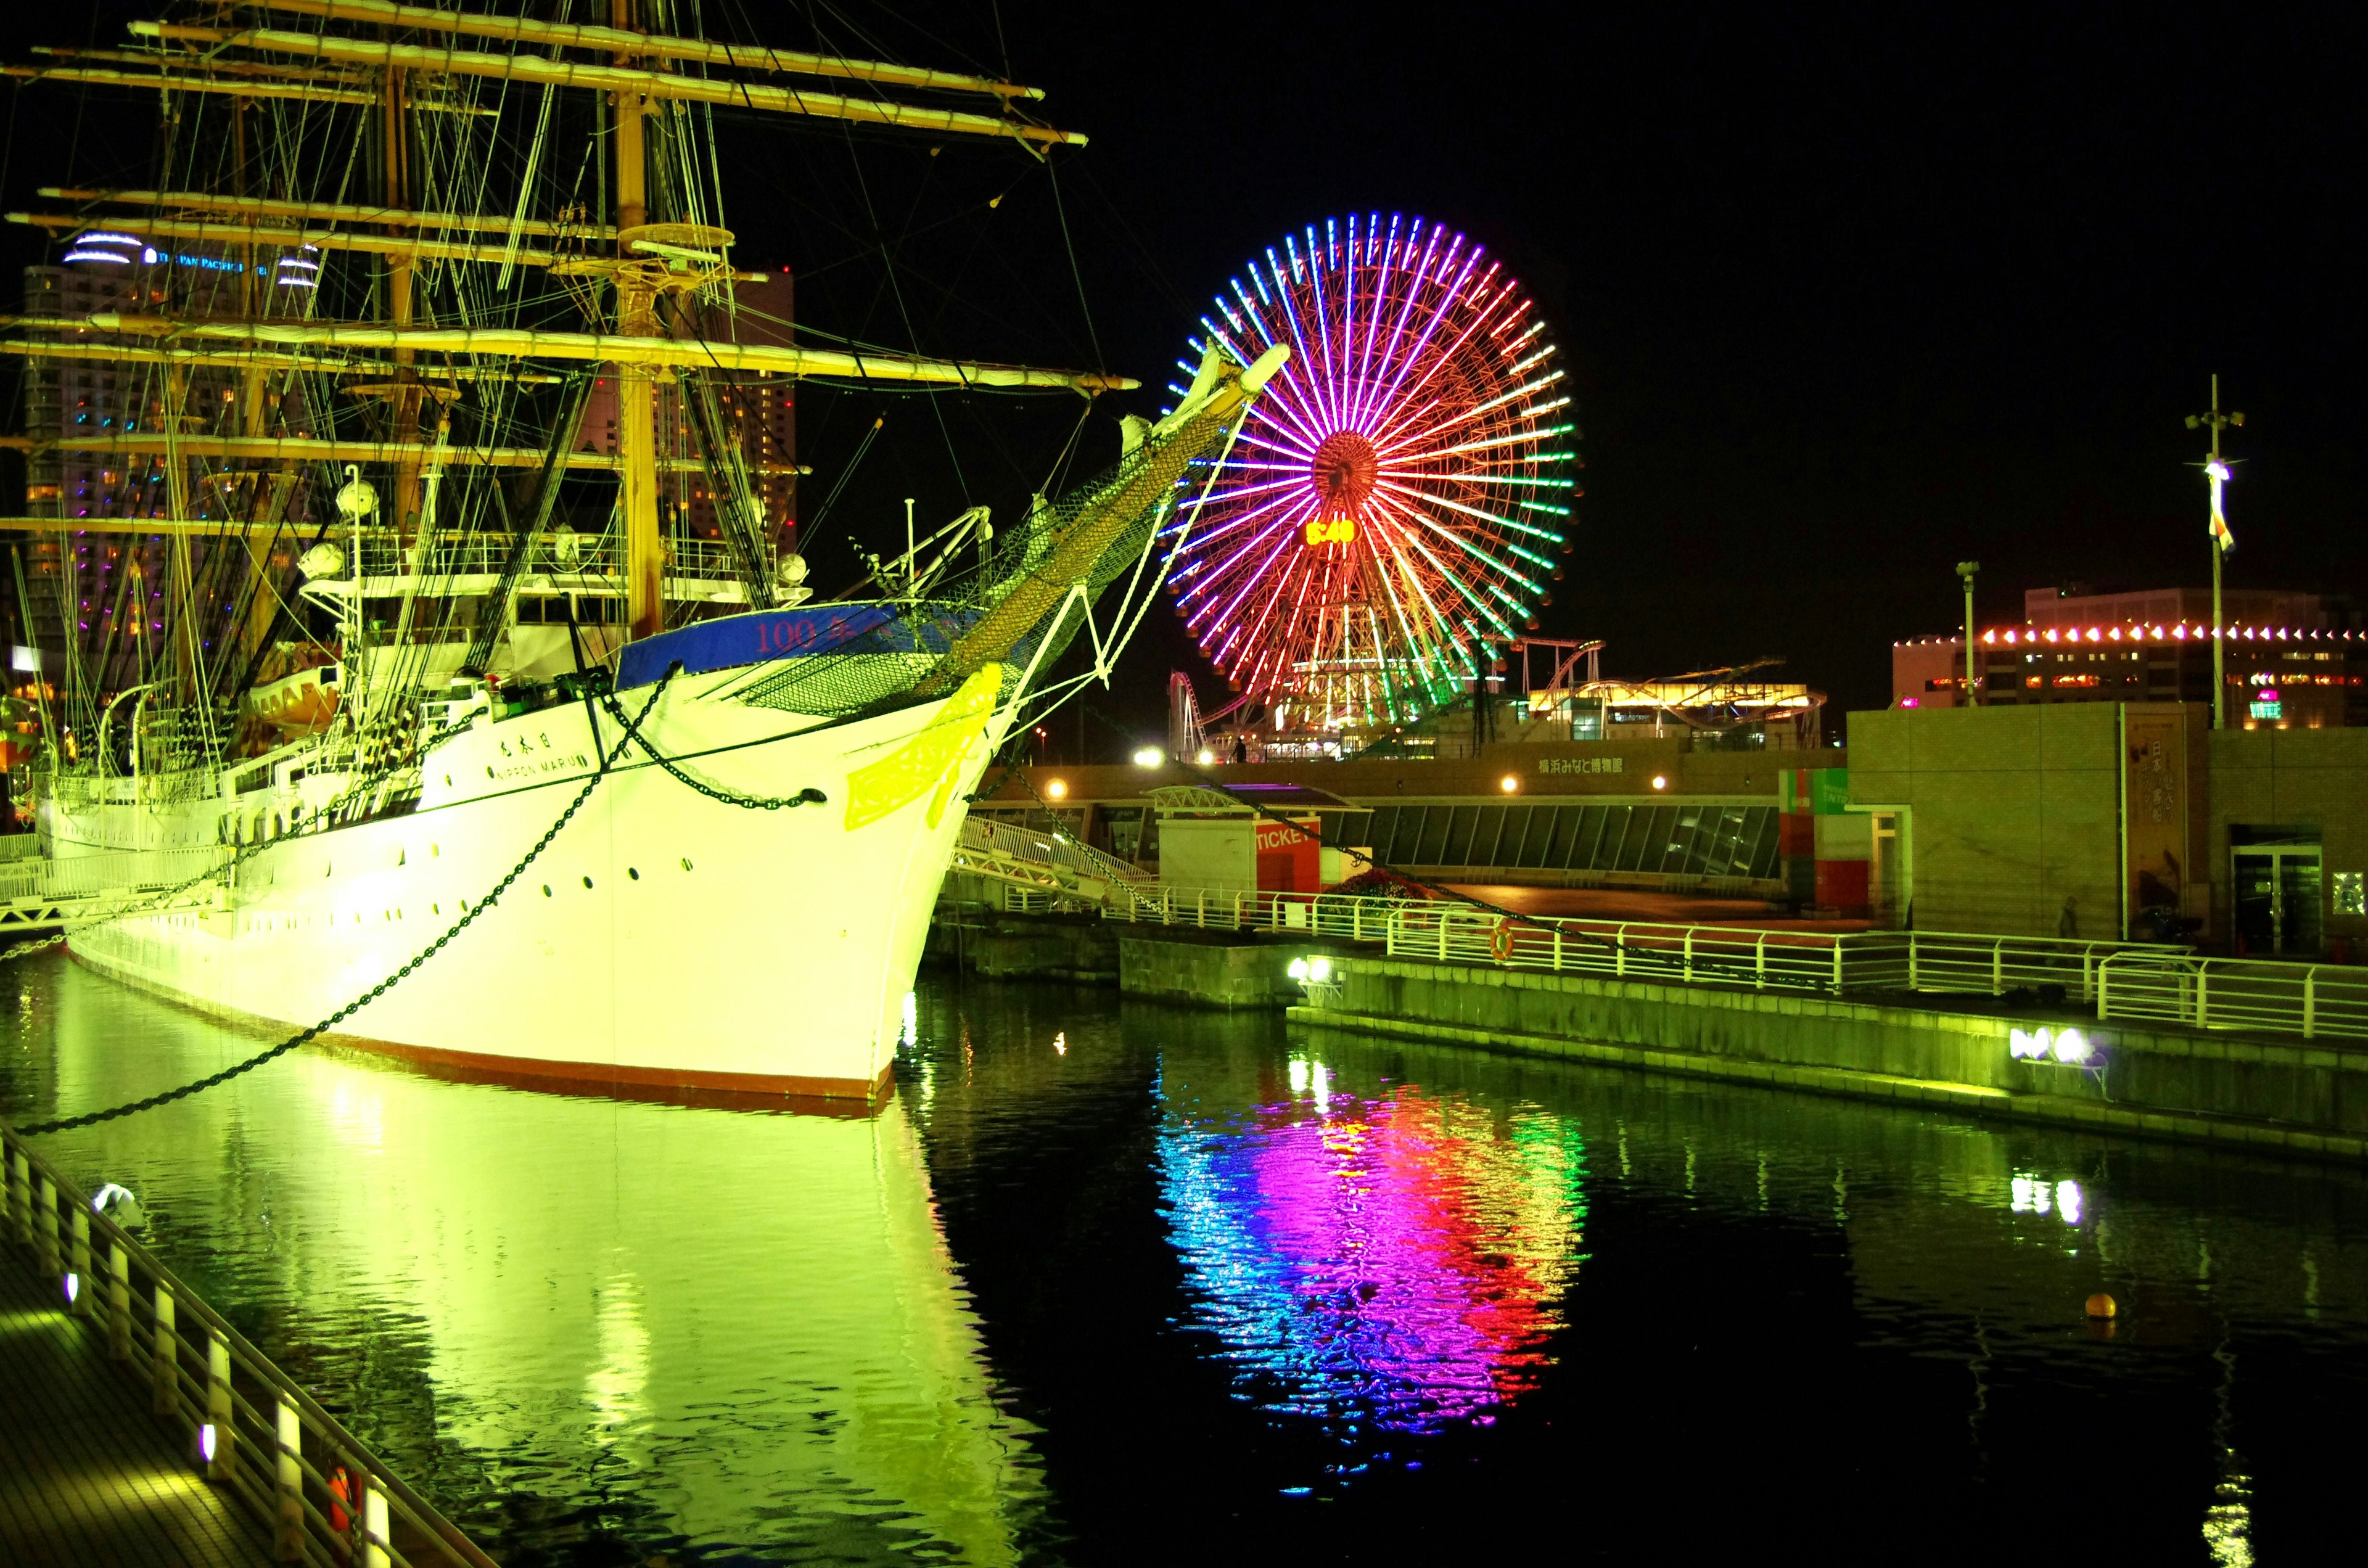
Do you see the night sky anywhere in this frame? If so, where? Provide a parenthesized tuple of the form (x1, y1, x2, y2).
(4, 3, 2364, 741)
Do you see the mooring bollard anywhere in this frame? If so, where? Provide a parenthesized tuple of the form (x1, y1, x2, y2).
(207, 1329, 235, 1482)
(276, 1400, 305, 1561)
(68, 1206, 91, 1315)
(107, 1241, 133, 1360)
(152, 1284, 178, 1415)
(35, 1175, 59, 1278)
(363, 1483, 392, 1568)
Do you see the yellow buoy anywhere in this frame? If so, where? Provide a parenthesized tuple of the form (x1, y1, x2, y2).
(2085, 1292, 2118, 1320)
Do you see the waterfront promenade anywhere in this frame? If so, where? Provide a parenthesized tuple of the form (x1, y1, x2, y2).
(0, 1254, 269, 1567)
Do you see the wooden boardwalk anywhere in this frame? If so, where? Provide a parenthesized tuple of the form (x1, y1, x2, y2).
(0, 1252, 274, 1568)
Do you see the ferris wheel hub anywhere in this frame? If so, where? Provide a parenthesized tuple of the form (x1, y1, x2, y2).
(1312, 429, 1380, 515)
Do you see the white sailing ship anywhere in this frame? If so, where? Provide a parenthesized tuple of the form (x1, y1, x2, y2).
(6, 3, 1283, 1102)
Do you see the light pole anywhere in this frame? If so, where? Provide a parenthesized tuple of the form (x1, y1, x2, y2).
(1955, 560, 1980, 707)
(2184, 378, 2244, 729)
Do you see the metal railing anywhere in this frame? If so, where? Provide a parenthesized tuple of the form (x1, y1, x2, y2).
(1080, 884, 2183, 1003)
(2100, 951, 2368, 1041)
(1, 1123, 495, 1568)
(1383, 905, 2184, 999)
(0, 844, 232, 925)
(347, 529, 763, 588)
(1100, 883, 1412, 943)
(952, 816, 1161, 913)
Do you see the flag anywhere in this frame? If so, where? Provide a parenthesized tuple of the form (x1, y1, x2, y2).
(2205, 458, 2234, 553)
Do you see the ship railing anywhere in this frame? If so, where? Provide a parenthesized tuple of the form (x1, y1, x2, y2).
(2099, 951, 2368, 1041)
(345, 530, 767, 588)
(1, 1124, 498, 1568)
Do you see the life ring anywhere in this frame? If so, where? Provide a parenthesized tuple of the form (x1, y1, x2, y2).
(1490, 919, 1516, 962)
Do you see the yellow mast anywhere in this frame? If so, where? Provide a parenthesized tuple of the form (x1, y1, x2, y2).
(382, 62, 423, 538)
(610, 0, 661, 640)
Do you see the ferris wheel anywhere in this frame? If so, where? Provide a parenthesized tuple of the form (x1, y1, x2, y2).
(1167, 215, 1576, 732)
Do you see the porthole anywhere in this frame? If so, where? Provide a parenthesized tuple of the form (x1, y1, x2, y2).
(582, 876, 594, 890)
(541, 884, 553, 898)
(627, 867, 640, 880)
(681, 858, 693, 872)
(432, 903, 440, 916)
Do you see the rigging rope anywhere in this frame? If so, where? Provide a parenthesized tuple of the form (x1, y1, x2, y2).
(7, 670, 678, 1136)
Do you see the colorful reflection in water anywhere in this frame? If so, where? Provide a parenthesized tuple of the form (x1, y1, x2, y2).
(1159, 1054, 1587, 1440)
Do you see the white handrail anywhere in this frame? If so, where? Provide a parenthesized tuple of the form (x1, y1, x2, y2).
(2100, 951, 2368, 1042)
(2, 1122, 495, 1568)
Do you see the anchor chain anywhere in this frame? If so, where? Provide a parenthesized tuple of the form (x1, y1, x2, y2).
(7, 673, 676, 1136)
(597, 688, 826, 811)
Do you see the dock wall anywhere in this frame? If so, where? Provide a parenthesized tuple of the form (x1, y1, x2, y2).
(1291, 956, 2368, 1162)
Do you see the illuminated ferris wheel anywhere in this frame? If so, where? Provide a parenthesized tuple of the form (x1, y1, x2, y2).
(1167, 215, 1576, 731)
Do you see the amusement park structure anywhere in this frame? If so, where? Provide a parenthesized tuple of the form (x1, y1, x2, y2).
(1164, 216, 1576, 750)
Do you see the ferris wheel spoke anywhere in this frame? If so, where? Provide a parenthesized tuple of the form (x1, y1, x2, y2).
(1233, 416, 1317, 463)
(1384, 419, 1580, 467)
(1366, 272, 1523, 448)
(1370, 372, 1564, 454)
(1377, 477, 1567, 548)
(1357, 513, 1459, 692)
(1188, 493, 1325, 641)
(1347, 218, 1444, 433)
(1362, 493, 1517, 657)
(1348, 211, 1398, 428)
(1260, 246, 1342, 438)
(1359, 248, 1494, 439)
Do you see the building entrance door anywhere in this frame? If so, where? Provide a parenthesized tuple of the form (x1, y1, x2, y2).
(2231, 845, 2322, 958)
(1868, 811, 1904, 928)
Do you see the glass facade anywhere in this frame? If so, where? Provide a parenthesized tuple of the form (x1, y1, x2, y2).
(1361, 802, 1781, 879)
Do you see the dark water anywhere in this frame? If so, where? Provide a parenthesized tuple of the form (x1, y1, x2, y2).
(6, 955, 2367, 1564)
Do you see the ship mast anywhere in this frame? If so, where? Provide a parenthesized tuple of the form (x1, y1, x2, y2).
(609, 0, 660, 639)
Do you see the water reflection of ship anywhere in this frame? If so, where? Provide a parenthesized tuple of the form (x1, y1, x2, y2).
(17, 956, 1043, 1566)
(1155, 1041, 1589, 1443)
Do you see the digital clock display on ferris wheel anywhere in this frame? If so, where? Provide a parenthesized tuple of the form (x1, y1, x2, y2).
(1164, 215, 1577, 727)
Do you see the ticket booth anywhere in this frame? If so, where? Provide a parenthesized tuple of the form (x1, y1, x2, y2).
(1147, 782, 1362, 893)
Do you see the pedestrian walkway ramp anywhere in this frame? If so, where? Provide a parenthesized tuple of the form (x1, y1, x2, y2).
(949, 815, 1161, 913)
(0, 846, 229, 931)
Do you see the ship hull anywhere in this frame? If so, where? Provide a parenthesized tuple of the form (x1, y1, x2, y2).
(55, 668, 999, 1104)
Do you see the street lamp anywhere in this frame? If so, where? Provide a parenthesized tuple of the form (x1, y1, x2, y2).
(2184, 378, 2245, 730)
(1954, 560, 1980, 707)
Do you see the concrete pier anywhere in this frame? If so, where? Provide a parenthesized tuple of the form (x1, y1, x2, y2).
(1290, 954, 2368, 1161)
(927, 901, 1367, 1008)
